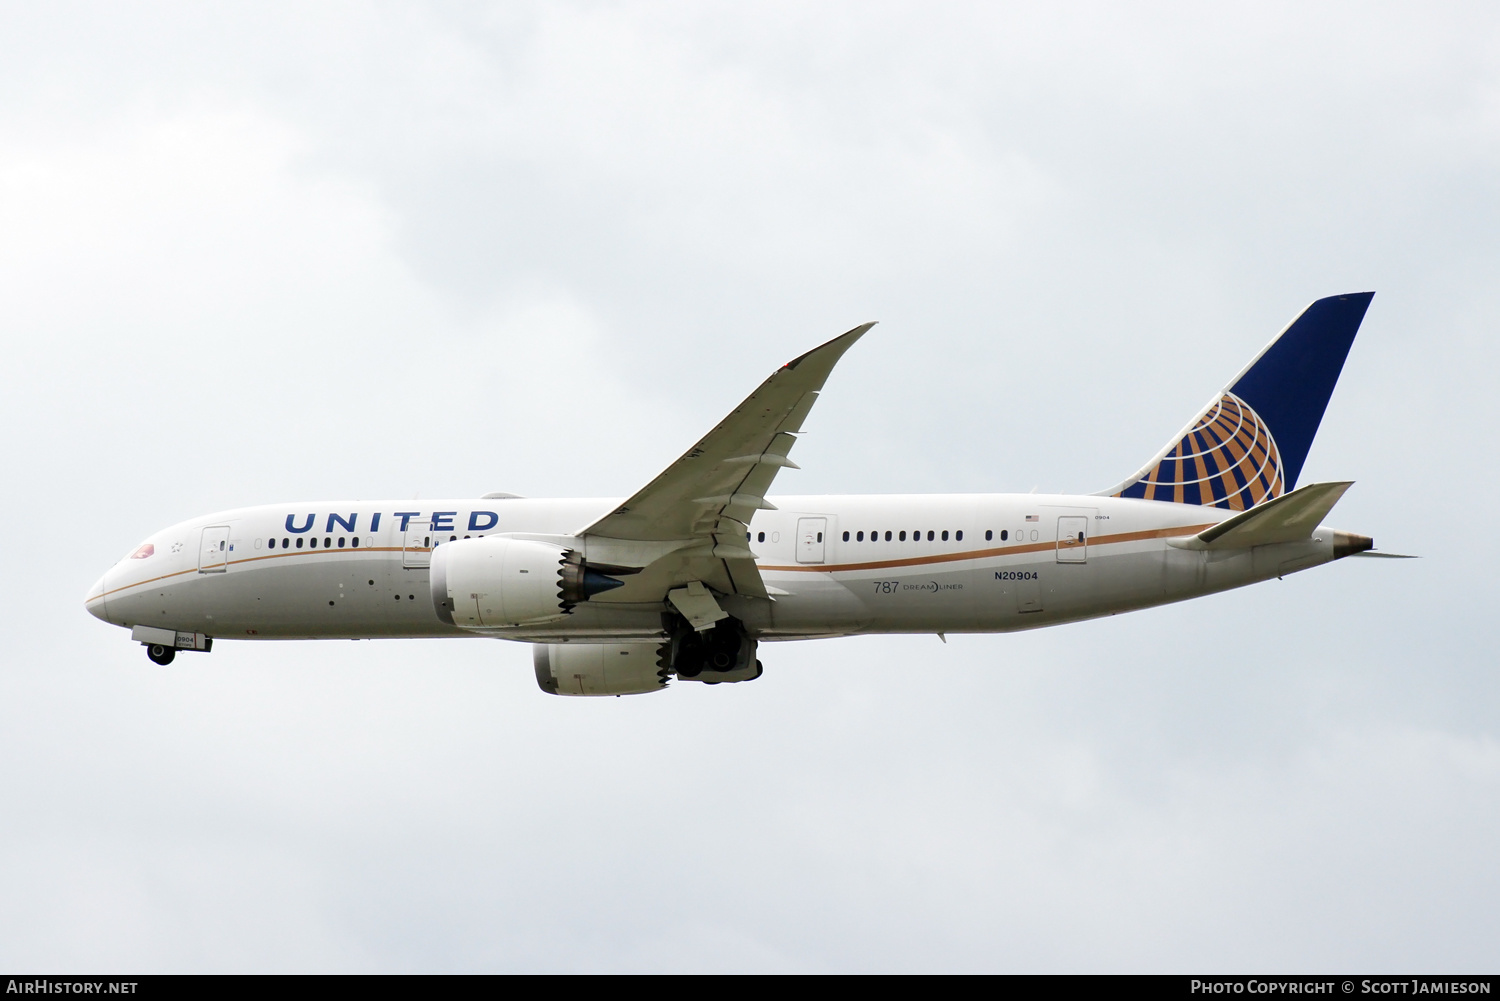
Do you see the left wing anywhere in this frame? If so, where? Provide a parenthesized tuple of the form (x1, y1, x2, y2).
(579, 322, 874, 601)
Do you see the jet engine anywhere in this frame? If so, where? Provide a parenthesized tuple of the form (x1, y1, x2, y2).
(431, 538, 628, 628)
(534, 642, 669, 696)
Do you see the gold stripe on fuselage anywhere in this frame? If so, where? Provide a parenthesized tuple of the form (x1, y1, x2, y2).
(759, 523, 1215, 573)
(93, 522, 1217, 602)
(91, 545, 410, 601)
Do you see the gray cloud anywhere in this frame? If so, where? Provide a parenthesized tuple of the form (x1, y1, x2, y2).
(2, 0, 1496, 971)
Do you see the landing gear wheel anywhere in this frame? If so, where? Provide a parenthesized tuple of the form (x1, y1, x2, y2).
(661, 611, 758, 682)
(669, 626, 707, 678)
(146, 644, 176, 666)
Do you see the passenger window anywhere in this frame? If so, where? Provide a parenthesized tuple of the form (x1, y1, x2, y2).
(842, 531, 850, 541)
(927, 530, 934, 541)
(816, 532, 823, 542)
(985, 530, 993, 541)
(296, 538, 304, 549)
(899, 531, 907, 541)
(856, 531, 864, 541)
(1001, 530, 1008, 541)
(884, 531, 892, 541)
(956, 530, 963, 541)
(338, 537, 346, 548)
(424, 536, 430, 547)
(450, 535, 457, 542)
(351, 538, 359, 548)
(941, 530, 949, 541)
(758, 532, 766, 542)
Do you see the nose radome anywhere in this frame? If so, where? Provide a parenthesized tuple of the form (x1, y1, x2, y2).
(85, 574, 111, 623)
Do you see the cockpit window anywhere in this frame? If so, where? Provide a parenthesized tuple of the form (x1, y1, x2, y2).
(129, 543, 155, 560)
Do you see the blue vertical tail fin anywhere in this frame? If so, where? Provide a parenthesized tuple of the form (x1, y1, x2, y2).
(1100, 292, 1374, 510)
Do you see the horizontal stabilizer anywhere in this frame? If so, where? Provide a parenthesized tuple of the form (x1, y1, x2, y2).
(1169, 481, 1353, 551)
(1350, 551, 1419, 559)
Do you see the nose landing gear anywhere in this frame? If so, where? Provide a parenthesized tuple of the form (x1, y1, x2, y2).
(131, 625, 211, 665)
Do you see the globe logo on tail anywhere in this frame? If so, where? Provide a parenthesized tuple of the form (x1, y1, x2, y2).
(1113, 393, 1284, 510)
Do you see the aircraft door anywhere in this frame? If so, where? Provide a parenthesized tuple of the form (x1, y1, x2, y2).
(402, 520, 432, 569)
(1056, 516, 1088, 563)
(795, 517, 827, 564)
(198, 526, 230, 573)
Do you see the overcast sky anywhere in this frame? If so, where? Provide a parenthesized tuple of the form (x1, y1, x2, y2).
(3, 1, 1498, 972)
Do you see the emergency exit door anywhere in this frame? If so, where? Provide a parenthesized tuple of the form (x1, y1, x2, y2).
(1056, 516, 1088, 563)
(796, 517, 827, 564)
(198, 526, 230, 573)
(402, 521, 432, 569)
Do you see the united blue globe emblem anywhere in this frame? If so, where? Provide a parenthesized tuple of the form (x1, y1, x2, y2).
(1114, 393, 1284, 509)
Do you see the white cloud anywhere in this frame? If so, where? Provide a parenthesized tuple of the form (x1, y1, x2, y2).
(2, 0, 1496, 972)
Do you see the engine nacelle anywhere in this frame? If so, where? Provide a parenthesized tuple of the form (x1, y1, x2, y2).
(432, 537, 572, 627)
(534, 643, 669, 696)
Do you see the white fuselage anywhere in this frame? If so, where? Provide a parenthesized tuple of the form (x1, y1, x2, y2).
(86, 493, 1342, 644)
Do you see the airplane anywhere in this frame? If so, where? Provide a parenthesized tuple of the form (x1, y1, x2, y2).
(86, 292, 1401, 696)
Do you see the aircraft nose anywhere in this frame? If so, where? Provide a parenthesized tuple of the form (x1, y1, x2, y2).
(85, 572, 112, 623)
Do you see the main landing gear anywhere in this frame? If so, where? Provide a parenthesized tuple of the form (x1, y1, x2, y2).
(658, 613, 763, 684)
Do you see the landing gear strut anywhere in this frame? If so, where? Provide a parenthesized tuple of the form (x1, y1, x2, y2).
(659, 613, 763, 684)
(133, 627, 210, 665)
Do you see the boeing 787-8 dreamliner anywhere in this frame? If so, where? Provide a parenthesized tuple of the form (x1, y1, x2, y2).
(87, 293, 1397, 696)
